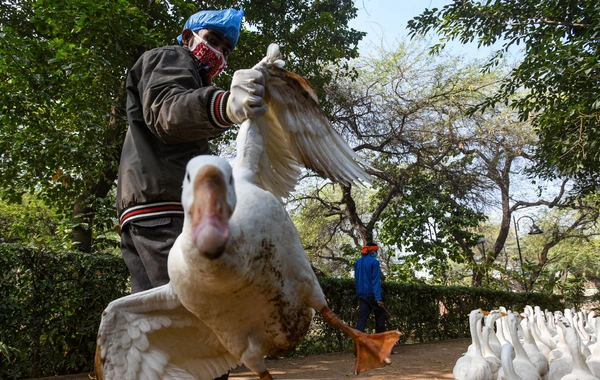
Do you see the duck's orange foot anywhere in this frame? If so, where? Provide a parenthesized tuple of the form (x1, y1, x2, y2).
(258, 370, 274, 380)
(353, 330, 402, 374)
(318, 306, 402, 375)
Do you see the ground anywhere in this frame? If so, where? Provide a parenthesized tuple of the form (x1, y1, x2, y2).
(38, 338, 469, 380)
(230, 338, 470, 380)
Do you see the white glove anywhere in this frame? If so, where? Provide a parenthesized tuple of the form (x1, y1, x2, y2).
(226, 69, 268, 124)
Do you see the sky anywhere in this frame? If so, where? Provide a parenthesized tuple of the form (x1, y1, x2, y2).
(348, 0, 502, 59)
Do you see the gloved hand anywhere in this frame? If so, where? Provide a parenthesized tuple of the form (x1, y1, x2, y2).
(226, 69, 268, 124)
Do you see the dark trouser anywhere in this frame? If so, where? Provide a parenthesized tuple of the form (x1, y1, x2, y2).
(121, 216, 184, 293)
(356, 296, 386, 333)
(121, 216, 229, 380)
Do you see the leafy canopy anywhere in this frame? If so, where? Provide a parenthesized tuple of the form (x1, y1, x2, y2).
(0, 0, 365, 250)
(407, 0, 600, 192)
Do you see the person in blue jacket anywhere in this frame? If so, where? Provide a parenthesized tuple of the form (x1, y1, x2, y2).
(354, 242, 386, 333)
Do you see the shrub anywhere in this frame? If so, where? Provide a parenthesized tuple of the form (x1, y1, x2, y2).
(293, 278, 564, 356)
(0, 244, 129, 379)
(0, 243, 564, 376)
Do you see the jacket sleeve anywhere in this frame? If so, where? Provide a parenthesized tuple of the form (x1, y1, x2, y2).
(370, 260, 383, 301)
(131, 46, 232, 144)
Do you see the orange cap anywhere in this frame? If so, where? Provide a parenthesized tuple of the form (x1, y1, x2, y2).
(361, 245, 379, 254)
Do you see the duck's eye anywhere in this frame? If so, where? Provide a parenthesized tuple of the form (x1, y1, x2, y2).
(229, 176, 233, 185)
(186, 173, 191, 182)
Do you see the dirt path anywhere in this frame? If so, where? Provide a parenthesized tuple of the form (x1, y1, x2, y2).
(230, 338, 469, 380)
(37, 339, 468, 380)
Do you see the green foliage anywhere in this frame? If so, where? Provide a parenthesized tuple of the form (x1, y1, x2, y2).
(517, 203, 600, 292)
(0, 0, 365, 249)
(543, 230, 600, 284)
(227, 0, 365, 105)
(0, 244, 129, 379)
(0, 0, 157, 210)
(556, 276, 586, 310)
(0, 195, 58, 246)
(0, 195, 119, 253)
(407, 0, 600, 192)
(379, 168, 487, 282)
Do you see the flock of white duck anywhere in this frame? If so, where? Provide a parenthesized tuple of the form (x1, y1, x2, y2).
(454, 306, 600, 380)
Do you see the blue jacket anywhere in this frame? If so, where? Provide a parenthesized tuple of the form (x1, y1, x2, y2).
(354, 254, 383, 301)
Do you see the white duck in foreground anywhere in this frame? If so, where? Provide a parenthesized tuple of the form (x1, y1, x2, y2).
(482, 326, 501, 379)
(94, 44, 400, 380)
(587, 318, 600, 377)
(521, 314, 549, 377)
(453, 309, 492, 380)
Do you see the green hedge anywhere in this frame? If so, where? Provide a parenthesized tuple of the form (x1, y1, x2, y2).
(0, 244, 129, 379)
(0, 244, 564, 378)
(293, 278, 565, 356)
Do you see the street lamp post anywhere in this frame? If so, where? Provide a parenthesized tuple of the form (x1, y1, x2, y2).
(513, 215, 543, 292)
(477, 237, 487, 285)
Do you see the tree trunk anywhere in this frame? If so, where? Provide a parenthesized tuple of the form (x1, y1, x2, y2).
(71, 87, 126, 251)
(71, 195, 93, 252)
(71, 172, 117, 252)
(340, 184, 371, 243)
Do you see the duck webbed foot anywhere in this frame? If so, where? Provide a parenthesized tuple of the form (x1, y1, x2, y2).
(258, 370, 274, 380)
(352, 330, 402, 374)
(319, 306, 401, 375)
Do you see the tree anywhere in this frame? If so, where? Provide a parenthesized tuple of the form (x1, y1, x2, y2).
(294, 38, 598, 289)
(407, 0, 600, 193)
(0, 195, 58, 247)
(290, 40, 496, 282)
(0, 0, 365, 251)
(521, 201, 600, 292)
(290, 182, 368, 277)
(290, 181, 420, 282)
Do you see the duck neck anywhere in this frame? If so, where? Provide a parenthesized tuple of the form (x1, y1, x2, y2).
(521, 318, 535, 344)
(509, 318, 529, 358)
(470, 314, 483, 355)
(482, 327, 494, 356)
(568, 329, 589, 371)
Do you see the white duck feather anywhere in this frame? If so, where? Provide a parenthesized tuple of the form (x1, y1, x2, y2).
(549, 321, 574, 380)
(482, 326, 501, 379)
(587, 318, 600, 377)
(485, 310, 504, 359)
(501, 343, 524, 380)
(521, 314, 549, 377)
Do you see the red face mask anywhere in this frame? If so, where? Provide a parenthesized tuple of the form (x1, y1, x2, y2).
(188, 31, 227, 81)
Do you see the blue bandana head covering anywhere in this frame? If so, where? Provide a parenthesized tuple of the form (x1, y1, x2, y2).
(177, 9, 244, 50)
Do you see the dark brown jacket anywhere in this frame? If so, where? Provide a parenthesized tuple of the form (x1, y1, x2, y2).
(117, 45, 231, 226)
